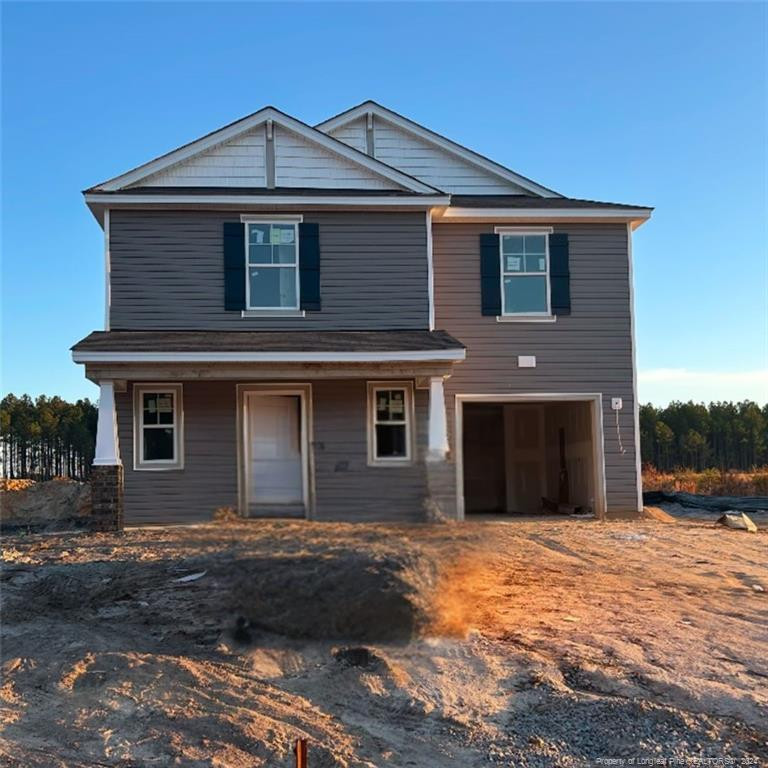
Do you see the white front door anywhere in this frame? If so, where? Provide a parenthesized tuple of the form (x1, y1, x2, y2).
(246, 394, 303, 506)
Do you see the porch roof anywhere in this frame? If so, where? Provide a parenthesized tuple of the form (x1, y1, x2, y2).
(72, 329, 466, 363)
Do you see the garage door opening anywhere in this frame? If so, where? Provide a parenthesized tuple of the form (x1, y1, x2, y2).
(459, 397, 605, 518)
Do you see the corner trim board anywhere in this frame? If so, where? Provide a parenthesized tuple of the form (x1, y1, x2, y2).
(626, 223, 643, 512)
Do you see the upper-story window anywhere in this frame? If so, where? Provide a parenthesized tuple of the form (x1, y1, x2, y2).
(499, 232, 550, 315)
(246, 222, 300, 310)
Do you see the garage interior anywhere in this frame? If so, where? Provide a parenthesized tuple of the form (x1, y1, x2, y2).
(462, 401, 597, 516)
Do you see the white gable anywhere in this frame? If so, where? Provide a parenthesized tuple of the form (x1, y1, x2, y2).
(136, 127, 266, 187)
(372, 118, 528, 195)
(91, 107, 440, 194)
(273, 125, 398, 190)
(326, 116, 368, 154)
(317, 102, 560, 197)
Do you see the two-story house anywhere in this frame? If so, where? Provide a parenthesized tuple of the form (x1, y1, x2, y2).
(72, 101, 651, 528)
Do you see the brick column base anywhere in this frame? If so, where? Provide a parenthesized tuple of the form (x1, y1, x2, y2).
(424, 460, 457, 522)
(90, 464, 124, 531)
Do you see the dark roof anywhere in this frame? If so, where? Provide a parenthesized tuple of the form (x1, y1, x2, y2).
(450, 195, 652, 211)
(95, 186, 426, 197)
(72, 329, 465, 353)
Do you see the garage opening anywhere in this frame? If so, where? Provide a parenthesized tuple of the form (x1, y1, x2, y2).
(461, 399, 602, 517)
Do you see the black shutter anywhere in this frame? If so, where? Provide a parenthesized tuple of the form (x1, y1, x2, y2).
(480, 233, 501, 316)
(549, 232, 571, 316)
(298, 222, 321, 311)
(223, 222, 246, 311)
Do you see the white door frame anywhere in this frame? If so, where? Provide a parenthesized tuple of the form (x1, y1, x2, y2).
(236, 383, 314, 517)
(454, 393, 607, 520)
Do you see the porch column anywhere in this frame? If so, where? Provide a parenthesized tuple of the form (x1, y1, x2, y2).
(93, 381, 121, 466)
(427, 376, 449, 462)
(91, 381, 124, 531)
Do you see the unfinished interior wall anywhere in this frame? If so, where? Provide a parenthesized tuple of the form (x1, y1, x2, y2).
(463, 403, 506, 513)
(463, 400, 596, 515)
(542, 402, 595, 512)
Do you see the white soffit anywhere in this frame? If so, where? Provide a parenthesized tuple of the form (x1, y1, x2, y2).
(72, 349, 467, 363)
(317, 101, 561, 197)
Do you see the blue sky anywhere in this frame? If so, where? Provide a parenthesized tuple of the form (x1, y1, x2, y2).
(2, 1, 766, 405)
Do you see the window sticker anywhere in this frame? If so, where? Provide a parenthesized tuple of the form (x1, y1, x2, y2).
(280, 228, 294, 244)
(507, 256, 522, 272)
(270, 227, 282, 245)
(539, 257, 546, 271)
(157, 397, 172, 411)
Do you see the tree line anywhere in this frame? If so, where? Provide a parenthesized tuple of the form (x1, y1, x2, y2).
(1, 394, 766, 481)
(1, 394, 97, 481)
(640, 400, 767, 472)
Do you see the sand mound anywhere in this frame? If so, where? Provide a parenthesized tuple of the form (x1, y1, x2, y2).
(0, 479, 91, 532)
(642, 505, 677, 523)
(230, 549, 438, 642)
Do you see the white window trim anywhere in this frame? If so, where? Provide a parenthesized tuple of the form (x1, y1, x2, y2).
(133, 383, 184, 471)
(244, 220, 301, 312)
(495, 227, 553, 318)
(366, 381, 415, 466)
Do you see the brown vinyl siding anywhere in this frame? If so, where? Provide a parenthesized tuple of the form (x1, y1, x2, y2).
(109, 210, 429, 330)
(312, 380, 427, 522)
(433, 222, 640, 513)
(116, 379, 428, 525)
(116, 381, 239, 526)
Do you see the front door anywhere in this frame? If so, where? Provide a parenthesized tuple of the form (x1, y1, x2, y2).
(246, 394, 304, 509)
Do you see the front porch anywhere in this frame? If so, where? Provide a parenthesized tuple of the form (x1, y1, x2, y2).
(74, 330, 465, 528)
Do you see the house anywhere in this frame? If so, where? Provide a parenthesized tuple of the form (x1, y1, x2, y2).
(72, 101, 651, 528)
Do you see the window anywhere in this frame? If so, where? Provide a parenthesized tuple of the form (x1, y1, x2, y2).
(499, 231, 551, 315)
(367, 382, 413, 465)
(134, 384, 183, 470)
(246, 222, 299, 310)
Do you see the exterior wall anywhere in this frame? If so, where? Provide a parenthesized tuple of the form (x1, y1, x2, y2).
(372, 119, 527, 194)
(326, 118, 368, 154)
(109, 210, 429, 331)
(273, 126, 396, 189)
(312, 380, 428, 522)
(433, 222, 640, 513)
(115, 378, 430, 526)
(137, 126, 267, 187)
(116, 381, 239, 525)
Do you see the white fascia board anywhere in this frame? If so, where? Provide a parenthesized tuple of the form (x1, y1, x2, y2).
(92, 107, 441, 195)
(437, 207, 652, 224)
(316, 101, 561, 198)
(72, 349, 467, 364)
(85, 193, 451, 208)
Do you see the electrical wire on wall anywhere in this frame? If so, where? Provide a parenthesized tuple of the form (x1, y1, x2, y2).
(616, 409, 627, 455)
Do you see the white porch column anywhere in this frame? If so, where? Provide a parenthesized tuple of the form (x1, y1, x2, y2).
(427, 376, 449, 462)
(93, 381, 122, 466)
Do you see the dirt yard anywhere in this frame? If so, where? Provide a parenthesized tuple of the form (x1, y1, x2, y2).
(1, 518, 766, 767)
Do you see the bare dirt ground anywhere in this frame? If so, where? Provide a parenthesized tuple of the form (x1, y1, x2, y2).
(1, 518, 766, 767)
